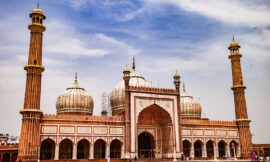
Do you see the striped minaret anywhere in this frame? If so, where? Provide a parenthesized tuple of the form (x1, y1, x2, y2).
(17, 6, 46, 162)
(228, 37, 252, 159)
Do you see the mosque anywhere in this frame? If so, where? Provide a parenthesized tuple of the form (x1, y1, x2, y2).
(3, 6, 255, 162)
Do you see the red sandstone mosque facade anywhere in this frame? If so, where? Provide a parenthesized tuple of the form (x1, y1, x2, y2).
(16, 6, 253, 161)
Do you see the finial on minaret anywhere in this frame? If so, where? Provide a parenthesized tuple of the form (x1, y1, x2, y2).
(183, 82, 186, 92)
(37, 0, 40, 8)
(232, 35, 235, 41)
(132, 55, 136, 70)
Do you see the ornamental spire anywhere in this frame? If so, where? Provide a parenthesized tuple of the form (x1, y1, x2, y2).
(183, 82, 186, 93)
(132, 55, 136, 70)
(73, 72, 79, 88)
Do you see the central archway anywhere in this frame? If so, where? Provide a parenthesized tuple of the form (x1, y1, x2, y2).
(137, 104, 173, 158)
(138, 132, 155, 158)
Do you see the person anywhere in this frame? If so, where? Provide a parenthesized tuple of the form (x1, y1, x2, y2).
(134, 156, 137, 161)
(181, 153, 184, 161)
(252, 152, 257, 162)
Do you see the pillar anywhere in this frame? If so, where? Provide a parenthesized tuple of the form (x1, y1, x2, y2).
(54, 144, 59, 160)
(202, 143, 207, 158)
(237, 145, 241, 157)
(72, 144, 77, 160)
(106, 144, 110, 158)
(190, 142, 194, 159)
(214, 142, 218, 158)
(89, 143, 94, 159)
(227, 144, 231, 157)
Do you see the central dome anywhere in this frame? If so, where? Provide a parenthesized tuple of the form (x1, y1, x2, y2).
(56, 74, 94, 115)
(110, 58, 151, 115)
(180, 84, 202, 119)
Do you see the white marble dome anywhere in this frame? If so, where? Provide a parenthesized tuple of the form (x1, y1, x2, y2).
(56, 75, 94, 115)
(180, 84, 202, 119)
(110, 60, 151, 115)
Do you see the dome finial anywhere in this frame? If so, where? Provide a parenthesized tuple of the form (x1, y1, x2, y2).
(183, 82, 186, 93)
(37, 0, 40, 8)
(232, 35, 234, 42)
(132, 55, 136, 70)
(73, 72, 79, 88)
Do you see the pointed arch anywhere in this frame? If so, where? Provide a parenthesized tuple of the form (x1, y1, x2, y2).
(59, 138, 73, 159)
(137, 104, 172, 125)
(229, 140, 238, 157)
(206, 140, 214, 158)
(110, 139, 122, 158)
(77, 139, 90, 159)
(218, 140, 227, 157)
(40, 138, 55, 160)
(94, 139, 106, 159)
(138, 131, 155, 158)
(183, 140, 191, 157)
(194, 140, 203, 158)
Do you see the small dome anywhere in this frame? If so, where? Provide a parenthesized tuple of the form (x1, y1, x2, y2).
(180, 84, 202, 119)
(229, 36, 240, 49)
(32, 8, 44, 14)
(56, 74, 94, 115)
(30, 7, 46, 19)
(110, 58, 151, 115)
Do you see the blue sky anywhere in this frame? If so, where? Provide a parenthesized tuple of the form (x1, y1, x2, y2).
(0, 0, 270, 143)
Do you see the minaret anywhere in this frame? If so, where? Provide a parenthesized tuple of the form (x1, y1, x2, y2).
(123, 65, 131, 158)
(173, 70, 183, 152)
(228, 37, 252, 159)
(18, 5, 46, 162)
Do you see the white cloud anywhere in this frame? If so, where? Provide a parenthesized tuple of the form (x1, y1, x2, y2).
(119, 0, 270, 27)
(94, 33, 140, 55)
(172, 0, 270, 27)
(44, 20, 109, 57)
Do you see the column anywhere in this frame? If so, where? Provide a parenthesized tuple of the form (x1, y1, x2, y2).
(106, 144, 110, 158)
(72, 144, 77, 160)
(89, 143, 94, 159)
(190, 142, 194, 159)
(202, 143, 207, 158)
(213, 142, 218, 158)
(54, 144, 59, 160)
(227, 144, 231, 158)
(121, 144, 125, 159)
(237, 145, 241, 157)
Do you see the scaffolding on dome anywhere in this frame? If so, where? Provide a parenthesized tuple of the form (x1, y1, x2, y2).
(101, 92, 112, 116)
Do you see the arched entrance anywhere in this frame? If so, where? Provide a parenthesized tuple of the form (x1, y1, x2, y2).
(138, 132, 155, 158)
(2, 153, 10, 162)
(218, 140, 226, 158)
(94, 139, 106, 159)
(59, 139, 73, 159)
(77, 139, 90, 159)
(183, 140, 191, 157)
(40, 138, 55, 160)
(206, 140, 214, 158)
(137, 104, 172, 158)
(230, 140, 238, 158)
(194, 140, 202, 158)
(110, 139, 122, 158)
